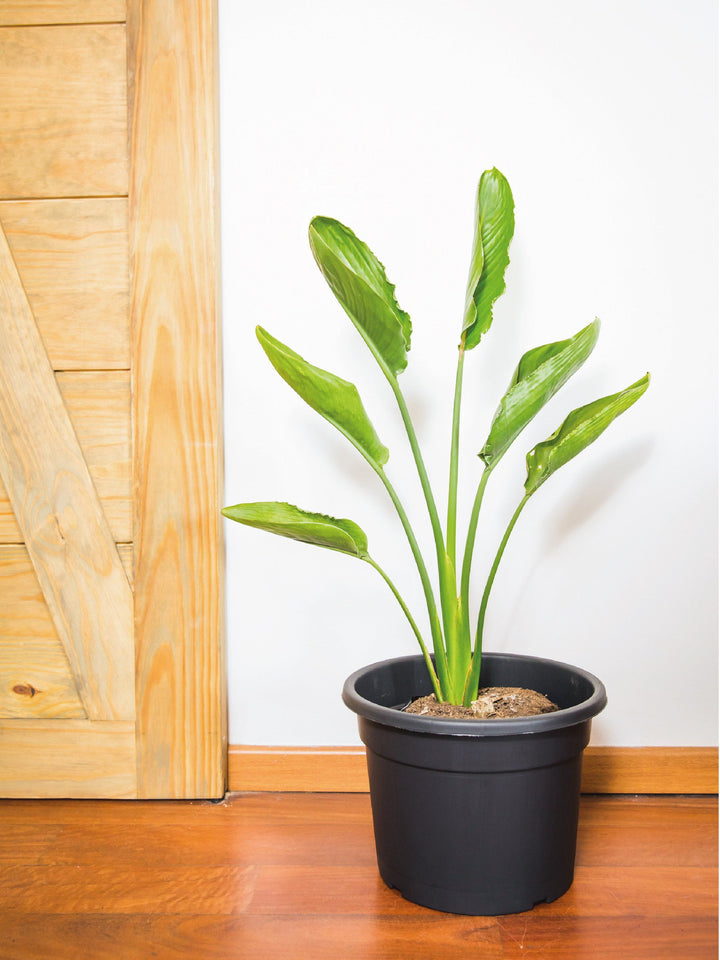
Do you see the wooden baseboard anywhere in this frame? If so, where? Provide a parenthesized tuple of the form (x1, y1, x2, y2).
(228, 745, 718, 795)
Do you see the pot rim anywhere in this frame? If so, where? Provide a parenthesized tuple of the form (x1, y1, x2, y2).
(342, 651, 607, 737)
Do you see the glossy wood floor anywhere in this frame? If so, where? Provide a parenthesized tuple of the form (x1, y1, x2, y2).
(0, 794, 716, 959)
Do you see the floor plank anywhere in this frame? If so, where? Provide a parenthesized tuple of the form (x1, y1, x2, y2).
(0, 794, 715, 959)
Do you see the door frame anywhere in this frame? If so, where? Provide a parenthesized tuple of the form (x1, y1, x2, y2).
(0, 0, 225, 799)
(129, 0, 226, 798)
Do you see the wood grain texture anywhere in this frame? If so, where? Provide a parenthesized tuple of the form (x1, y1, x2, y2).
(129, 0, 225, 797)
(0, 199, 129, 369)
(0, 914, 715, 960)
(0, 865, 255, 914)
(0, 638, 84, 719)
(576, 795, 718, 867)
(228, 744, 720, 794)
(230, 746, 371, 793)
(0, 794, 714, 959)
(0, 224, 134, 721)
(0, 720, 136, 797)
(0, 2, 125, 25)
(0, 543, 133, 719)
(582, 745, 718, 793)
(0, 371, 131, 542)
(0, 25, 127, 198)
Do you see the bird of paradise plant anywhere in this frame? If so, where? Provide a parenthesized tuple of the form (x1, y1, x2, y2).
(223, 169, 649, 706)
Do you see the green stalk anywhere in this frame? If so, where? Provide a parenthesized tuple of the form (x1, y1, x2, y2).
(462, 492, 531, 705)
(386, 375, 461, 698)
(446, 337, 466, 566)
(370, 461, 451, 698)
(388, 378, 448, 568)
(364, 556, 442, 700)
(331, 411, 450, 697)
(347, 331, 458, 697)
(360, 342, 447, 577)
(459, 465, 493, 639)
(443, 337, 470, 697)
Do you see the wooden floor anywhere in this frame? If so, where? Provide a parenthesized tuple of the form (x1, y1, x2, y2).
(0, 793, 716, 959)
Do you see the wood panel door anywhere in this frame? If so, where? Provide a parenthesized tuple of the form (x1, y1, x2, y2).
(0, 1, 225, 798)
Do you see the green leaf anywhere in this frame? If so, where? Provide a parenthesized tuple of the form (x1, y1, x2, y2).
(256, 326, 389, 467)
(462, 168, 515, 349)
(524, 374, 650, 495)
(221, 501, 369, 557)
(480, 319, 601, 467)
(309, 216, 412, 376)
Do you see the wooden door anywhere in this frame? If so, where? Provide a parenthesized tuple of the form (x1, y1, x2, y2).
(0, 0, 225, 798)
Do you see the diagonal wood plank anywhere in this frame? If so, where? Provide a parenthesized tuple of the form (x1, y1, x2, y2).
(0, 199, 129, 371)
(0, 371, 131, 543)
(0, 222, 134, 721)
(0, 544, 134, 720)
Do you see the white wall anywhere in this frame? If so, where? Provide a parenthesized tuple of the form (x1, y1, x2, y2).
(218, 0, 717, 747)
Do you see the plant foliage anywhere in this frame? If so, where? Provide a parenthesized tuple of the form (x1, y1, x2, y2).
(223, 170, 649, 706)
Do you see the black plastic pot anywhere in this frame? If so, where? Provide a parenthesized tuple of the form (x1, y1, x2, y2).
(342, 652, 607, 916)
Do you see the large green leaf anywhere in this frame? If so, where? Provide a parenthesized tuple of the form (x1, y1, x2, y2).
(462, 168, 515, 349)
(256, 326, 389, 467)
(221, 501, 369, 557)
(480, 319, 600, 467)
(525, 374, 650, 495)
(309, 217, 412, 376)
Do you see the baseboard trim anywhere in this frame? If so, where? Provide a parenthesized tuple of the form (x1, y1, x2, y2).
(228, 745, 718, 795)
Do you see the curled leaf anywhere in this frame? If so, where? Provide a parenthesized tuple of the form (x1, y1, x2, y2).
(257, 326, 389, 467)
(525, 374, 650, 495)
(480, 320, 600, 467)
(309, 217, 412, 375)
(221, 501, 369, 557)
(462, 168, 515, 349)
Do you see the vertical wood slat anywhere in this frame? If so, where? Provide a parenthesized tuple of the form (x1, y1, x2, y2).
(128, 0, 226, 797)
(0, 223, 134, 722)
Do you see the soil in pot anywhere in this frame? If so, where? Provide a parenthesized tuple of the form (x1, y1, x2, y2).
(405, 687, 558, 719)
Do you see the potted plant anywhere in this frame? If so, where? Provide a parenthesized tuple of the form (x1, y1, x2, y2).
(223, 168, 648, 915)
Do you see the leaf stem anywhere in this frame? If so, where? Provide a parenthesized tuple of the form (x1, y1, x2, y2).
(357, 336, 447, 574)
(371, 462, 451, 697)
(364, 556, 442, 700)
(345, 332, 456, 697)
(387, 377, 447, 570)
(463, 491, 531, 704)
(446, 338, 466, 566)
(459, 465, 493, 637)
(327, 413, 451, 698)
(386, 376, 460, 697)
